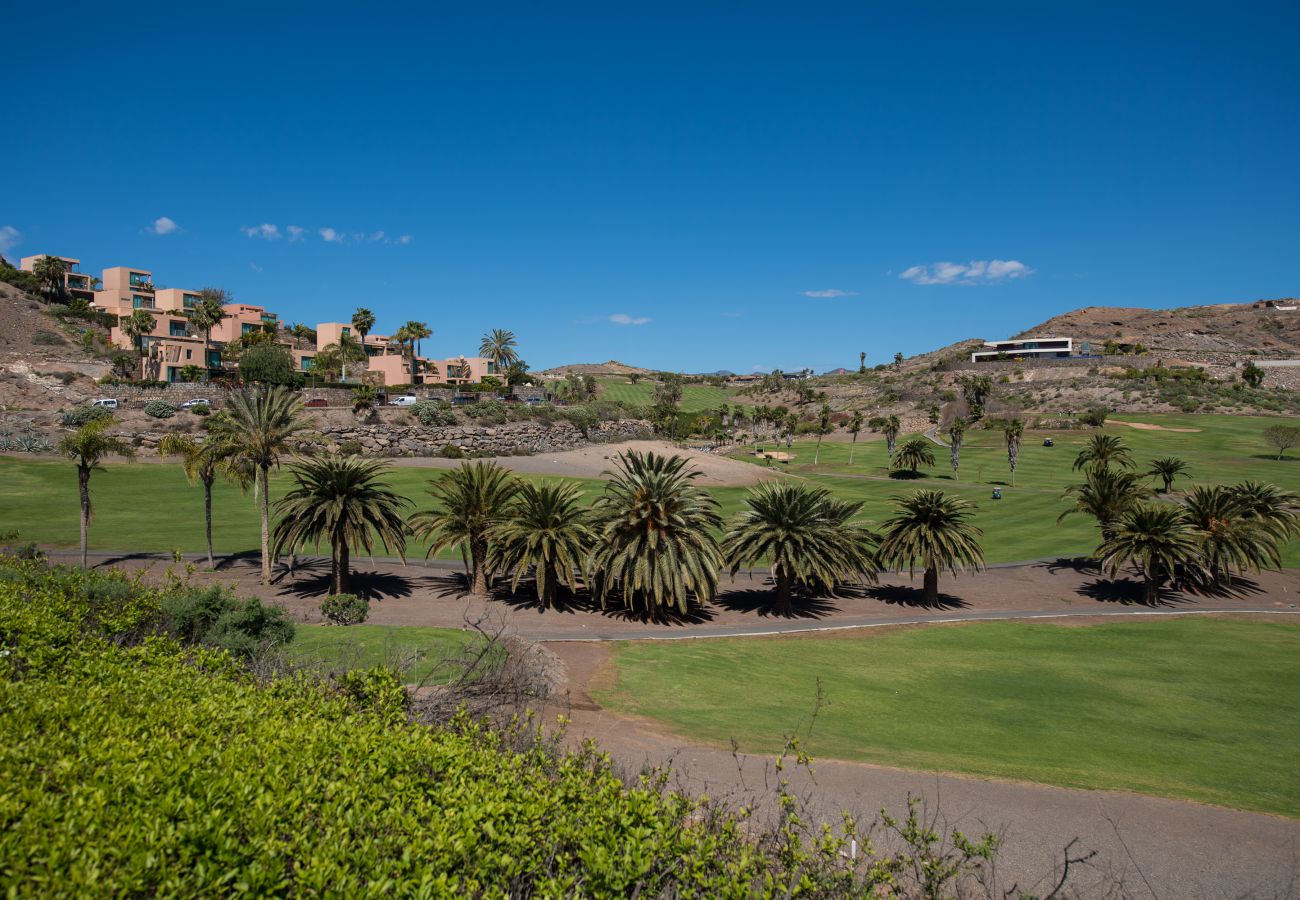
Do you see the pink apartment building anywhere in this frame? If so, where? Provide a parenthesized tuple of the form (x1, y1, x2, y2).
(18, 254, 97, 304)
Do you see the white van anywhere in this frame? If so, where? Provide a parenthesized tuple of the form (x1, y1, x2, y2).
(90, 398, 119, 410)
(389, 394, 419, 407)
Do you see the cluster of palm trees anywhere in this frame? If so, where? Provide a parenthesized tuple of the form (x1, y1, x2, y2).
(1060, 434, 1298, 603)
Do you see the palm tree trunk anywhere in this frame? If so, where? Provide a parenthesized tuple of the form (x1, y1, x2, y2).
(775, 566, 794, 616)
(203, 475, 215, 570)
(471, 536, 489, 595)
(335, 539, 350, 596)
(203, 331, 211, 382)
(78, 465, 90, 569)
(923, 566, 939, 605)
(849, 435, 856, 465)
(541, 562, 557, 608)
(814, 434, 823, 465)
(259, 464, 272, 584)
(1144, 556, 1160, 605)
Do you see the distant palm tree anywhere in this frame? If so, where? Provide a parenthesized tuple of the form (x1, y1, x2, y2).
(207, 386, 313, 584)
(587, 451, 722, 615)
(877, 490, 984, 605)
(490, 482, 593, 608)
(813, 403, 831, 465)
(290, 322, 317, 350)
(121, 309, 157, 356)
(403, 320, 432, 360)
(858, 351, 867, 374)
(32, 255, 68, 301)
(847, 410, 864, 465)
(1073, 434, 1134, 471)
(1147, 457, 1190, 494)
(1099, 503, 1201, 605)
(1003, 419, 1024, 486)
(58, 419, 134, 568)
(410, 461, 519, 595)
(188, 290, 228, 381)
(333, 331, 367, 383)
(1227, 481, 1300, 543)
(893, 436, 935, 475)
(1182, 485, 1279, 586)
(271, 456, 410, 595)
(1058, 466, 1152, 542)
(351, 308, 376, 348)
(158, 434, 233, 570)
(722, 482, 876, 614)
(883, 415, 901, 456)
(783, 413, 797, 449)
(948, 416, 967, 476)
(479, 329, 519, 374)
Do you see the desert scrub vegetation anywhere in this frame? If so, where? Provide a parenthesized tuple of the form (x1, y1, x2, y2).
(0, 555, 1045, 897)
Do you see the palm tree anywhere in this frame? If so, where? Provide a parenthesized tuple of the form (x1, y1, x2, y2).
(813, 403, 831, 465)
(1073, 434, 1134, 471)
(351, 308, 376, 349)
(1147, 457, 1190, 494)
(58, 419, 134, 568)
(1182, 485, 1279, 586)
(858, 351, 866, 374)
(783, 413, 797, 449)
(883, 415, 901, 456)
(271, 456, 410, 595)
(1098, 503, 1201, 605)
(403, 320, 432, 360)
(1227, 481, 1300, 543)
(877, 490, 984, 605)
(332, 330, 367, 383)
(409, 461, 519, 596)
(206, 386, 313, 584)
(489, 482, 593, 608)
(188, 290, 228, 381)
(587, 451, 722, 615)
(158, 434, 233, 570)
(1058, 467, 1152, 542)
(722, 482, 877, 614)
(121, 309, 157, 357)
(1003, 419, 1024, 486)
(478, 329, 519, 375)
(948, 417, 967, 476)
(290, 322, 317, 350)
(893, 436, 935, 475)
(32, 255, 68, 301)
(847, 411, 864, 465)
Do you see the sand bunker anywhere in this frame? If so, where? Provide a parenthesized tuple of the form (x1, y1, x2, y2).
(1110, 420, 1202, 433)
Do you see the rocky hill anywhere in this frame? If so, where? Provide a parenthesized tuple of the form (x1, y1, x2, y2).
(0, 283, 112, 413)
(538, 359, 656, 377)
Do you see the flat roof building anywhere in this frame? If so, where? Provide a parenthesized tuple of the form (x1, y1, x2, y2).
(970, 337, 1073, 363)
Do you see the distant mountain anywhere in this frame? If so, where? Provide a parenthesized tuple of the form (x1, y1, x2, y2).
(538, 360, 655, 377)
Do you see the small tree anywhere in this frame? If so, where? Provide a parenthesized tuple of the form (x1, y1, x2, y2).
(1003, 419, 1024, 487)
(1263, 424, 1300, 460)
(1241, 361, 1265, 389)
(883, 415, 901, 456)
(238, 344, 295, 384)
(893, 352, 904, 368)
(813, 403, 831, 465)
(1147, 457, 1190, 493)
(847, 410, 864, 465)
(158, 434, 233, 569)
(948, 417, 967, 477)
(893, 436, 936, 475)
(59, 419, 134, 568)
(32, 255, 69, 302)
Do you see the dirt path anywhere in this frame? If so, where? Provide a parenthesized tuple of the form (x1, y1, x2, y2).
(550, 642, 1300, 898)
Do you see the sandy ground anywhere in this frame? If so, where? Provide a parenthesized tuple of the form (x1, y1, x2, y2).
(1109, 419, 1203, 433)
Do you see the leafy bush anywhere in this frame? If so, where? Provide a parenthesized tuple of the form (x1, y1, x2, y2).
(463, 398, 507, 424)
(0, 262, 41, 293)
(321, 592, 370, 625)
(160, 584, 294, 658)
(144, 399, 178, 418)
(237, 343, 296, 384)
(413, 399, 457, 427)
(337, 438, 364, 455)
(1078, 406, 1108, 427)
(61, 404, 113, 426)
(440, 443, 466, 458)
(33, 330, 66, 346)
(188, 402, 210, 416)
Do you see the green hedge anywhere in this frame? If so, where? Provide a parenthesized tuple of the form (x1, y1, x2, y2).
(0, 559, 874, 897)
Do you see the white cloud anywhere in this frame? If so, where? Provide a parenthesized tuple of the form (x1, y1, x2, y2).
(149, 216, 178, 236)
(900, 259, 1033, 285)
(286, 225, 305, 242)
(319, 227, 343, 243)
(242, 223, 281, 240)
(0, 225, 19, 255)
(800, 288, 857, 298)
(249, 263, 264, 273)
(368, 231, 386, 242)
(609, 313, 652, 326)
(397, 234, 413, 245)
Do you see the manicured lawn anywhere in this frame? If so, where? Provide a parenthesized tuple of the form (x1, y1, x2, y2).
(286, 624, 486, 684)
(593, 376, 740, 412)
(595, 618, 1300, 817)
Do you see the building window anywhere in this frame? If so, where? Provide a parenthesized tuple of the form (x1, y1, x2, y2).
(242, 324, 255, 335)
(183, 294, 199, 308)
(301, 357, 313, 370)
(185, 349, 193, 360)
(169, 321, 188, 337)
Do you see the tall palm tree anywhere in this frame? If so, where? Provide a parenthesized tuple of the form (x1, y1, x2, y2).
(478, 328, 519, 374)
(883, 415, 901, 456)
(587, 451, 722, 615)
(58, 419, 134, 568)
(1098, 503, 1201, 605)
(1073, 434, 1134, 471)
(32, 255, 68, 301)
(722, 482, 877, 614)
(1147, 457, 1190, 494)
(892, 436, 935, 475)
(847, 410, 864, 465)
(409, 461, 519, 596)
(1058, 466, 1152, 542)
(489, 482, 593, 608)
(813, 403, 831, 465)
(859, 350, 866, 374)
(206, 386, 313, 584)
(121, 309, 157, 356)
(158, 433, 233, 570)
(403, 320, 432, 360)
(1182, 485, 1279, 586)
(332, 331, 367, 383)
(351, 308, 376, 349)
(188, 291, 228, 381)
(877, 490, 984, 605)
(271, 456, 410, 595)
(1003, 419, 1024, 486)
(948, 417, 967, 476)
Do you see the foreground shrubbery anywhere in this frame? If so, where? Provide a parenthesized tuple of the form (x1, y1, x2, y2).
(0, 557, 1027, 897)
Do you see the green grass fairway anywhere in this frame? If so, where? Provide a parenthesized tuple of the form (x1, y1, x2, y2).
(286, 625, 484, 683)
(593, 376, 739, 412)
(596, 618, 1300, 816)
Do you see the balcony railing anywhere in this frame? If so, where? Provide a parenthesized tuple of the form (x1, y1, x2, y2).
(129, 280, 155, 292)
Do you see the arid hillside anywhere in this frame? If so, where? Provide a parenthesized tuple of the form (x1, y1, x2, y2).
(0, 282, 112, 413)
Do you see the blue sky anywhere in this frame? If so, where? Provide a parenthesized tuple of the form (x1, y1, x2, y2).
(4, 2, 1297, 373)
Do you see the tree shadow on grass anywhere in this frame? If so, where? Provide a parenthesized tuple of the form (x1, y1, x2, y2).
(712, 586, 840, 619)
(862, 584, 970, 610)
(1076, 577, 1190, 608)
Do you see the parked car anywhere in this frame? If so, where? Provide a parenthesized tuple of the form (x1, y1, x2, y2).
(90, 398, 119, 410)
(389, 394, 419, 407)
(180, 398, 212, 409)
(305, 398, 330, 408)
